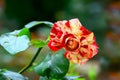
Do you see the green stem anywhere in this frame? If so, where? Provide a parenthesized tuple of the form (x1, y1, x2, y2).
(18, 48, 42, 74)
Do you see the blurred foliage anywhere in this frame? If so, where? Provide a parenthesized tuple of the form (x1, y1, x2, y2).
(4, 0, 69, 25)
(101, 0, 120, 71)
(0, 0, 120, 80)
(88, 67, 97, 80)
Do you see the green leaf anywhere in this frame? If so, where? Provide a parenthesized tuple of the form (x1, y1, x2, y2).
(49, 49, 69, 79)
(31, 40, 46, 48)
(18, 28, 31, 39)
(34, 49, 69, 79)
(39, 76, 49, 80)
(25, 21, 53, 29)
(0, 69, 28, 80)
(88, 67, 97, 80)
(63, 76, 84, 80)
(66, 62, 80, 76)
(0, 29, 30, 55)
(75, 78, 86, 80)
(34, 54, 51, 76)
(31, 36, 50, 48)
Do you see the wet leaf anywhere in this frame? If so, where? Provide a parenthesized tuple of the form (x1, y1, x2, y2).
(63, 76, 83, 80)
(0, 29, 30, 55)
(39, 76, 49, 80)
(25, 21, 53, 29)
(34, 54, 51, 76)
(0, 69, 28, 80)
(34, 49, 69, 79)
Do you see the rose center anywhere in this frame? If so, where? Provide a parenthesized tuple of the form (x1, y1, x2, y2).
(65, 38, 79, 51)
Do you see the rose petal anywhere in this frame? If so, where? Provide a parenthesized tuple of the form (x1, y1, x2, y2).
(64, 52, 88, 64)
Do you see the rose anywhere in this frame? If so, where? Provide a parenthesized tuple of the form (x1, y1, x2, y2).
(48, 18, 98, 64)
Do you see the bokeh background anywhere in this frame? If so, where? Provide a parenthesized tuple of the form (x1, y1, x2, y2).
(0, 0, 120, 80)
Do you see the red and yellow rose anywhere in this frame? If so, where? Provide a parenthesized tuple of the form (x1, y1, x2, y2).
(48, 18, 98, 64)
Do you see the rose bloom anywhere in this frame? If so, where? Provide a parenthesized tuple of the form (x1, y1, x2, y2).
(48, 18, 98, 64)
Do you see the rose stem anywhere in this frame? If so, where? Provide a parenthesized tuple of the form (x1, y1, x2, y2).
(18, 48, 42, 74)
